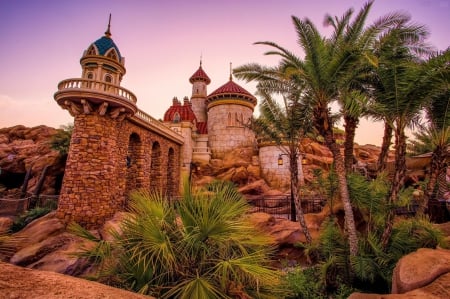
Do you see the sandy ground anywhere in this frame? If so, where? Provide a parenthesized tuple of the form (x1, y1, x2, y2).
(0, 262, 153, 299)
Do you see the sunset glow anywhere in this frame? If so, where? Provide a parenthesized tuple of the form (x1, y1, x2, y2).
(1, 0, 449, 145)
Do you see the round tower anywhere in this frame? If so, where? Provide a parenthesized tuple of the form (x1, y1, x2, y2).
(54, 16, 137, 228)
(206, 73, 257, 159)
(189, 61, 210, 123)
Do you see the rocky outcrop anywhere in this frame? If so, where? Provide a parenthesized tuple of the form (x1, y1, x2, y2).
(0, 261, 153, 299)
(392, 248, 450, 294)
(0, 125, 65, 196)
(349, 248, 450, 299)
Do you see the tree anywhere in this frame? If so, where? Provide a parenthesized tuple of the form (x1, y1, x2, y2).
(50, 123, 73, 155)
(71, 180, 284, 298)
(234, 63, 314, 244)
(419, 49, 450, 218)
(370, 23, 436, 246)
(236, 1, 407, 257)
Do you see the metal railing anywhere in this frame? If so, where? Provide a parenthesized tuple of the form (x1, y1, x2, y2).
(247, 195, 325, 220)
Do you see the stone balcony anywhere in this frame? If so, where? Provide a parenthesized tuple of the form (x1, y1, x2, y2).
(54, 78, 137, 116)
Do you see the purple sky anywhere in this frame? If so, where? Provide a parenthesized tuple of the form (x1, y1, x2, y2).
(0, 0, 449, 145)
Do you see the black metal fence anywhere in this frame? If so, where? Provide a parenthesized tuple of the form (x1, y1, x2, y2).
(246, 195, 326, 220)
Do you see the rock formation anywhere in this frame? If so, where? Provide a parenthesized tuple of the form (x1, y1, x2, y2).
(0, 125, 66, 197)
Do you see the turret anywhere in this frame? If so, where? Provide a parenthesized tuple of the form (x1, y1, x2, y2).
(189, 60, 210, 123)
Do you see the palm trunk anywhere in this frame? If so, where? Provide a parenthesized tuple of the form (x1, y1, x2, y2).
(424, 144, 447, 220)
(315, 105, 358, 256)
(325, 131, 359, 256)
(377, 120, 393, 173)
(381, 123, 407, 249)
(344, 115, 358, 173)
(290, 151, 312, 244)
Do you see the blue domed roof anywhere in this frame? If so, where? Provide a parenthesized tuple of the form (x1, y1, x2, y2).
(92, 36, 122, 59)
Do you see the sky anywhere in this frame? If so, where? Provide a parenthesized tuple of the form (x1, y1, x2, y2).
(0, 0, 449, 146)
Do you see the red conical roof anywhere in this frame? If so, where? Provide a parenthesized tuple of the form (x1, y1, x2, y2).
(207, 79, 257, 106)
(189, 64, 211, 84)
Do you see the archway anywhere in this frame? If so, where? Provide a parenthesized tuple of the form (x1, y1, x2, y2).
(166, 147, 176, 198)
(150, 141, 162, 193)
(126, 133, 142, 201)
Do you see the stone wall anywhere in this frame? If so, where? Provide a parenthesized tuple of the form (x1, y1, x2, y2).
(259, 145, 297, 190)
(56, 114, 181, 228)
(207, 104, 255, 159)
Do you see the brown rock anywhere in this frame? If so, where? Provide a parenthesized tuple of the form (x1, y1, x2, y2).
(0, 217, 13, 233)
(12, 212, 65, 251)
(392, 248, 450, 294)
(0, 261, 153, 299)
(99, 211, 129, 241)
(238, 179, 271, 195)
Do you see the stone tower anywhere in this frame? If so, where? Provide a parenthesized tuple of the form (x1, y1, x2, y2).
(189, 61, 211, 123)
(54, 16, 138, 227)
(206, 73, 257, 159)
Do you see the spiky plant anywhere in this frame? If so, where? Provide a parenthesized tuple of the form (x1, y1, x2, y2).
(71, 180, 285, 298)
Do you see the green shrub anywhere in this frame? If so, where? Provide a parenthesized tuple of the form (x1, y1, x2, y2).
(11, 206, 52, 232)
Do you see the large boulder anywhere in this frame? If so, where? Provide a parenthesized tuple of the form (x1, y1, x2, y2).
(391, 248, 450, 294)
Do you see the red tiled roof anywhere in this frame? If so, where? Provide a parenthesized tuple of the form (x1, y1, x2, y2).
(196, 121, 208, 134)
(207, 79, 257, 106)
(163, 97, 197, 123)
(189, 65, 211, 84)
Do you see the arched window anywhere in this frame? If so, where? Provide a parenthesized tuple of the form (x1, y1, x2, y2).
(173, 112, 181, 123)
(106, 49, 119, 61)
(227, 112, 232, 126)
(87, 72, 93, 80)
(105, 74, 112, 83)
(86, 45, 97, 56)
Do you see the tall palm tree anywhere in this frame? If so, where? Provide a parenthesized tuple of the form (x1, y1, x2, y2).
(371, 24, 435, 246)
(419, 49, 450, 218)
(235, 63, 314, 244)
(236, 1, 409, 257)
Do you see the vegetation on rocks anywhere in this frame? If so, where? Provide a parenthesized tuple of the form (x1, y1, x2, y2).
(70, 180, 286, 298)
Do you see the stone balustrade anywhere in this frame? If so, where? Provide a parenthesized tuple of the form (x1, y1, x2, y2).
(132, 109, 184, 144)
(57, 78, 137, 104)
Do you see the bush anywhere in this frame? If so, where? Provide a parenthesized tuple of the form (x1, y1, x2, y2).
(11, 206, 52, 232)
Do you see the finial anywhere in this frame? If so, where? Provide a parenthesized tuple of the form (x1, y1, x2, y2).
(229, 62, 233, 81)
(105, 14, 112, 37)
(200, 53, 203, 67)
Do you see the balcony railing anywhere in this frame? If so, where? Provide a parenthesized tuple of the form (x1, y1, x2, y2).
(56, 78, 137, 104)
(133, 109, 184, 144)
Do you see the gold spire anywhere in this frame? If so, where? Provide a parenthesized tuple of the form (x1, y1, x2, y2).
(229, 62, 233, 81)
(105, 14, 112, 37)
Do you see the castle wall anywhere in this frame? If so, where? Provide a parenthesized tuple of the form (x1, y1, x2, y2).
(207, 104, 255, 159)
(57, 114, 181, 228)
(258, 145, 300, 190)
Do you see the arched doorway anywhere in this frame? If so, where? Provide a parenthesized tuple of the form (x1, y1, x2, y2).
(150, 141, 162, 193)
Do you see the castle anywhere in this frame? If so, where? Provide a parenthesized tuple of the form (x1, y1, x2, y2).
(54, 19, 294, 228)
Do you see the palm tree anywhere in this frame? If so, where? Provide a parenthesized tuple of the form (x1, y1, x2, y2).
(234, 63, 314, 244)
(420, 49, 450, 218)
(236, 1, 408, 257)
(71, 180, 284, 298)
(371, 24, 435, 246)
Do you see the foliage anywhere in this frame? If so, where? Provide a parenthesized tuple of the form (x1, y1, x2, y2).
(294, 171, 446, 295)
(11, 206, 53, 233)
(284, 266, 326, 299)
(50, 123, 73, 155)
(70, 180, 285, 298)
